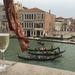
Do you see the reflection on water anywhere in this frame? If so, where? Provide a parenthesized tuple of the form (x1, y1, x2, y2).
(5, 38, 75, 72)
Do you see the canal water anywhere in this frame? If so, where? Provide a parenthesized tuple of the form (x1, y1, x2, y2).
(5, 38, 75, 72)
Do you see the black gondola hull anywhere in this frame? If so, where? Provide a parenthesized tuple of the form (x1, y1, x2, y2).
(28, 47, 60, 52)
(18, 55, 62, 61)
(28, 50, 65, 56)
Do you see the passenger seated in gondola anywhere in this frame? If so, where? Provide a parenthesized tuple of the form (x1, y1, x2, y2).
(35, 48, 37, 50)
(57, 47, 60, 52)
(40, 47, 44, 50)
(44, 48, 47, 50)
(51, 45, 53, 49)
(38, 48, 40, 50)
(43, 48, 48, 53)
(38, 56, 41, 59)
(54, 51, 58, 56)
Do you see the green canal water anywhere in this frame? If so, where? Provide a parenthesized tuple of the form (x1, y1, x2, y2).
(5, 38, 75, 72)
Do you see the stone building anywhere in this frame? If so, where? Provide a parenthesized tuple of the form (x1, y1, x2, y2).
(17, 6, 55, 37)
(0, 3, 55, 37)
(0, 4, 9, 32)
(54, 17, 72, 36)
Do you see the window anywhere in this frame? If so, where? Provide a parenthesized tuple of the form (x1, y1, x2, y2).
(34, 23, 43, 28)
(31, 23, 33, 28)
(42, 14, 44, 19)
(37, 24, 40, 28)
(34, 31, 35, 35)
(34, 23, 37, 28)
(22, 23, 23, 27)
(28, 22, 33, 28)
(25, 14, 26, 19)
(3, 15, 6, 19)
(34, 14, 36, 19)
(29, 23, 30, 28)
(27, 23, 28, 28)
(27, 14, 28, 19)
(25, 23, 26, 28)
(41, 31, 43, 35)
(31, 30, 33, 35)
(40, 23, 43, 28)
(25, 30, 26, 34)
(29, 14, 31, 19)
(37, 14, 40, 19)
(32, 14, 33, 19)
(21, 14, 24, 20)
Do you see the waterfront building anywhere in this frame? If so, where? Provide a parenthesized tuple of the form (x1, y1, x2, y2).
(54, 17, 64, 36)
(54, 17, 72, 36)
(0, 3, 55, 37)
(17, 5, 56, 37)
(61, 18, 72, 31)
(69, 18, 75, 32)
(0, 4, 9, 32)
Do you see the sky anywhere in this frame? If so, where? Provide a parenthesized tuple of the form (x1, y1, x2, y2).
(0, 0, 75, 18)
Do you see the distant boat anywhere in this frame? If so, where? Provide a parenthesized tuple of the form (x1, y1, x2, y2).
(37, 41, 45, 46)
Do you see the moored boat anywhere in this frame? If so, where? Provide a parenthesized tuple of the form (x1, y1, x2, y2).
(18, 42, 65, 61)
(28, 50, 65, 56)
(18, 54, 62, 61)
(28, 47, 60, 52)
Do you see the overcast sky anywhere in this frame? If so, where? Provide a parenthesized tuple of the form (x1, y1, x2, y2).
(0, 0, 75, 18)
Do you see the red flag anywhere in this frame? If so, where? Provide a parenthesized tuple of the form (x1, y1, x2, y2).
(3, 0, 29, 52)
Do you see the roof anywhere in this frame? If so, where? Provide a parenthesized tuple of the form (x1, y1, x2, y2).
(29, 8, 44, 12)
(23, 7, 28, 9)
(23, 7, 45, 12)
(56, 17, 64, 19)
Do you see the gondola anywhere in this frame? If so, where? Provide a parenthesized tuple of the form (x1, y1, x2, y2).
(37, 41, 45, 46)
(18, 46, 65, 61)
(28, 50, 65, 56)
(28, 47, 60, 52)
(18, 54, 62, 61)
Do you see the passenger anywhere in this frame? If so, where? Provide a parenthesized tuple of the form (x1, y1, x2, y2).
(44, 48, 47, 50)
(41, 47, 44, 50)
(35, 48, 37, 50)
(58, 47, 60, 52)
(51, 45, 53, 49)
(54, 51, 57, 56)
(37, 48, 40, 50)
(38, 56, 41, 59)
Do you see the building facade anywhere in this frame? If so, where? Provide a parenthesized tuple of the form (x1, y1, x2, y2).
(18, 6, 55, 37)
(0, 3, 55, 37)
(53, 17, 73, 36)
(0, 4, 9, 32)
